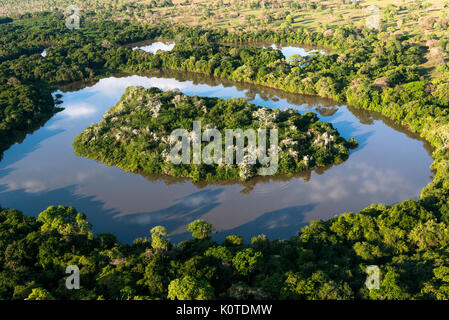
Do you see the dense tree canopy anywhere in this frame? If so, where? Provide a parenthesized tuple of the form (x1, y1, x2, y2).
(73, 87, 352, 182)
(1, 200, 449, 300)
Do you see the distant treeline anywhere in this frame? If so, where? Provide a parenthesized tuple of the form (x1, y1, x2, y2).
(1, 14, 449, 299)
(73, 86, 353, 182)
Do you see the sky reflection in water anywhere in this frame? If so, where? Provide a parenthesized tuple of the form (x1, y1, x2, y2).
(0, 72, 434, 243)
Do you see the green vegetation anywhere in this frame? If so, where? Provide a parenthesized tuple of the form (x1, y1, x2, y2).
(0, 17, 13, 25)
(0, 0, 447, 40)
(3, 201, 449, 300)
(73, 87, 352, 182)
(0, 80, 58, 159)
(1, 8, 449, 299)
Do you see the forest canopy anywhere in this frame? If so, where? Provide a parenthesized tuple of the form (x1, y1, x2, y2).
(73, 86, 353, 182)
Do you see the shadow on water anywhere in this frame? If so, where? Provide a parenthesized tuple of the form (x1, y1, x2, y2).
(0, 182, 222, 243)
(171, 203, 318, 243)
(327, 118, 373, 154)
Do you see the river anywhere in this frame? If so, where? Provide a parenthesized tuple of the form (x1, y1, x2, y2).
(0, 62, 434, 244)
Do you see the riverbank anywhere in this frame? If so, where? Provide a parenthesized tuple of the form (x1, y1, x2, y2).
(1, 17, 449, 299)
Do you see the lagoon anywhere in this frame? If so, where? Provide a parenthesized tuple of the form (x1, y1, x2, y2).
(0, 70, 434, 243)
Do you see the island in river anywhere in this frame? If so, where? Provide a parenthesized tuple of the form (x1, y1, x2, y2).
(73, 86, 357, 182)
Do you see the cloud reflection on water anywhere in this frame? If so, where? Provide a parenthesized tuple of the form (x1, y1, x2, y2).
(0, 73, 434, 243)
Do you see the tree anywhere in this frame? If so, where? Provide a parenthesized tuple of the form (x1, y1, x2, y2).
(150, 226, 169, 251)
(167, 276, 214, 300)
(187, 219, 214, 240)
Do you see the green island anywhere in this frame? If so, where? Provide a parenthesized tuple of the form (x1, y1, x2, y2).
(1, 1, 449, 300)
(73, 86, 354, 182)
